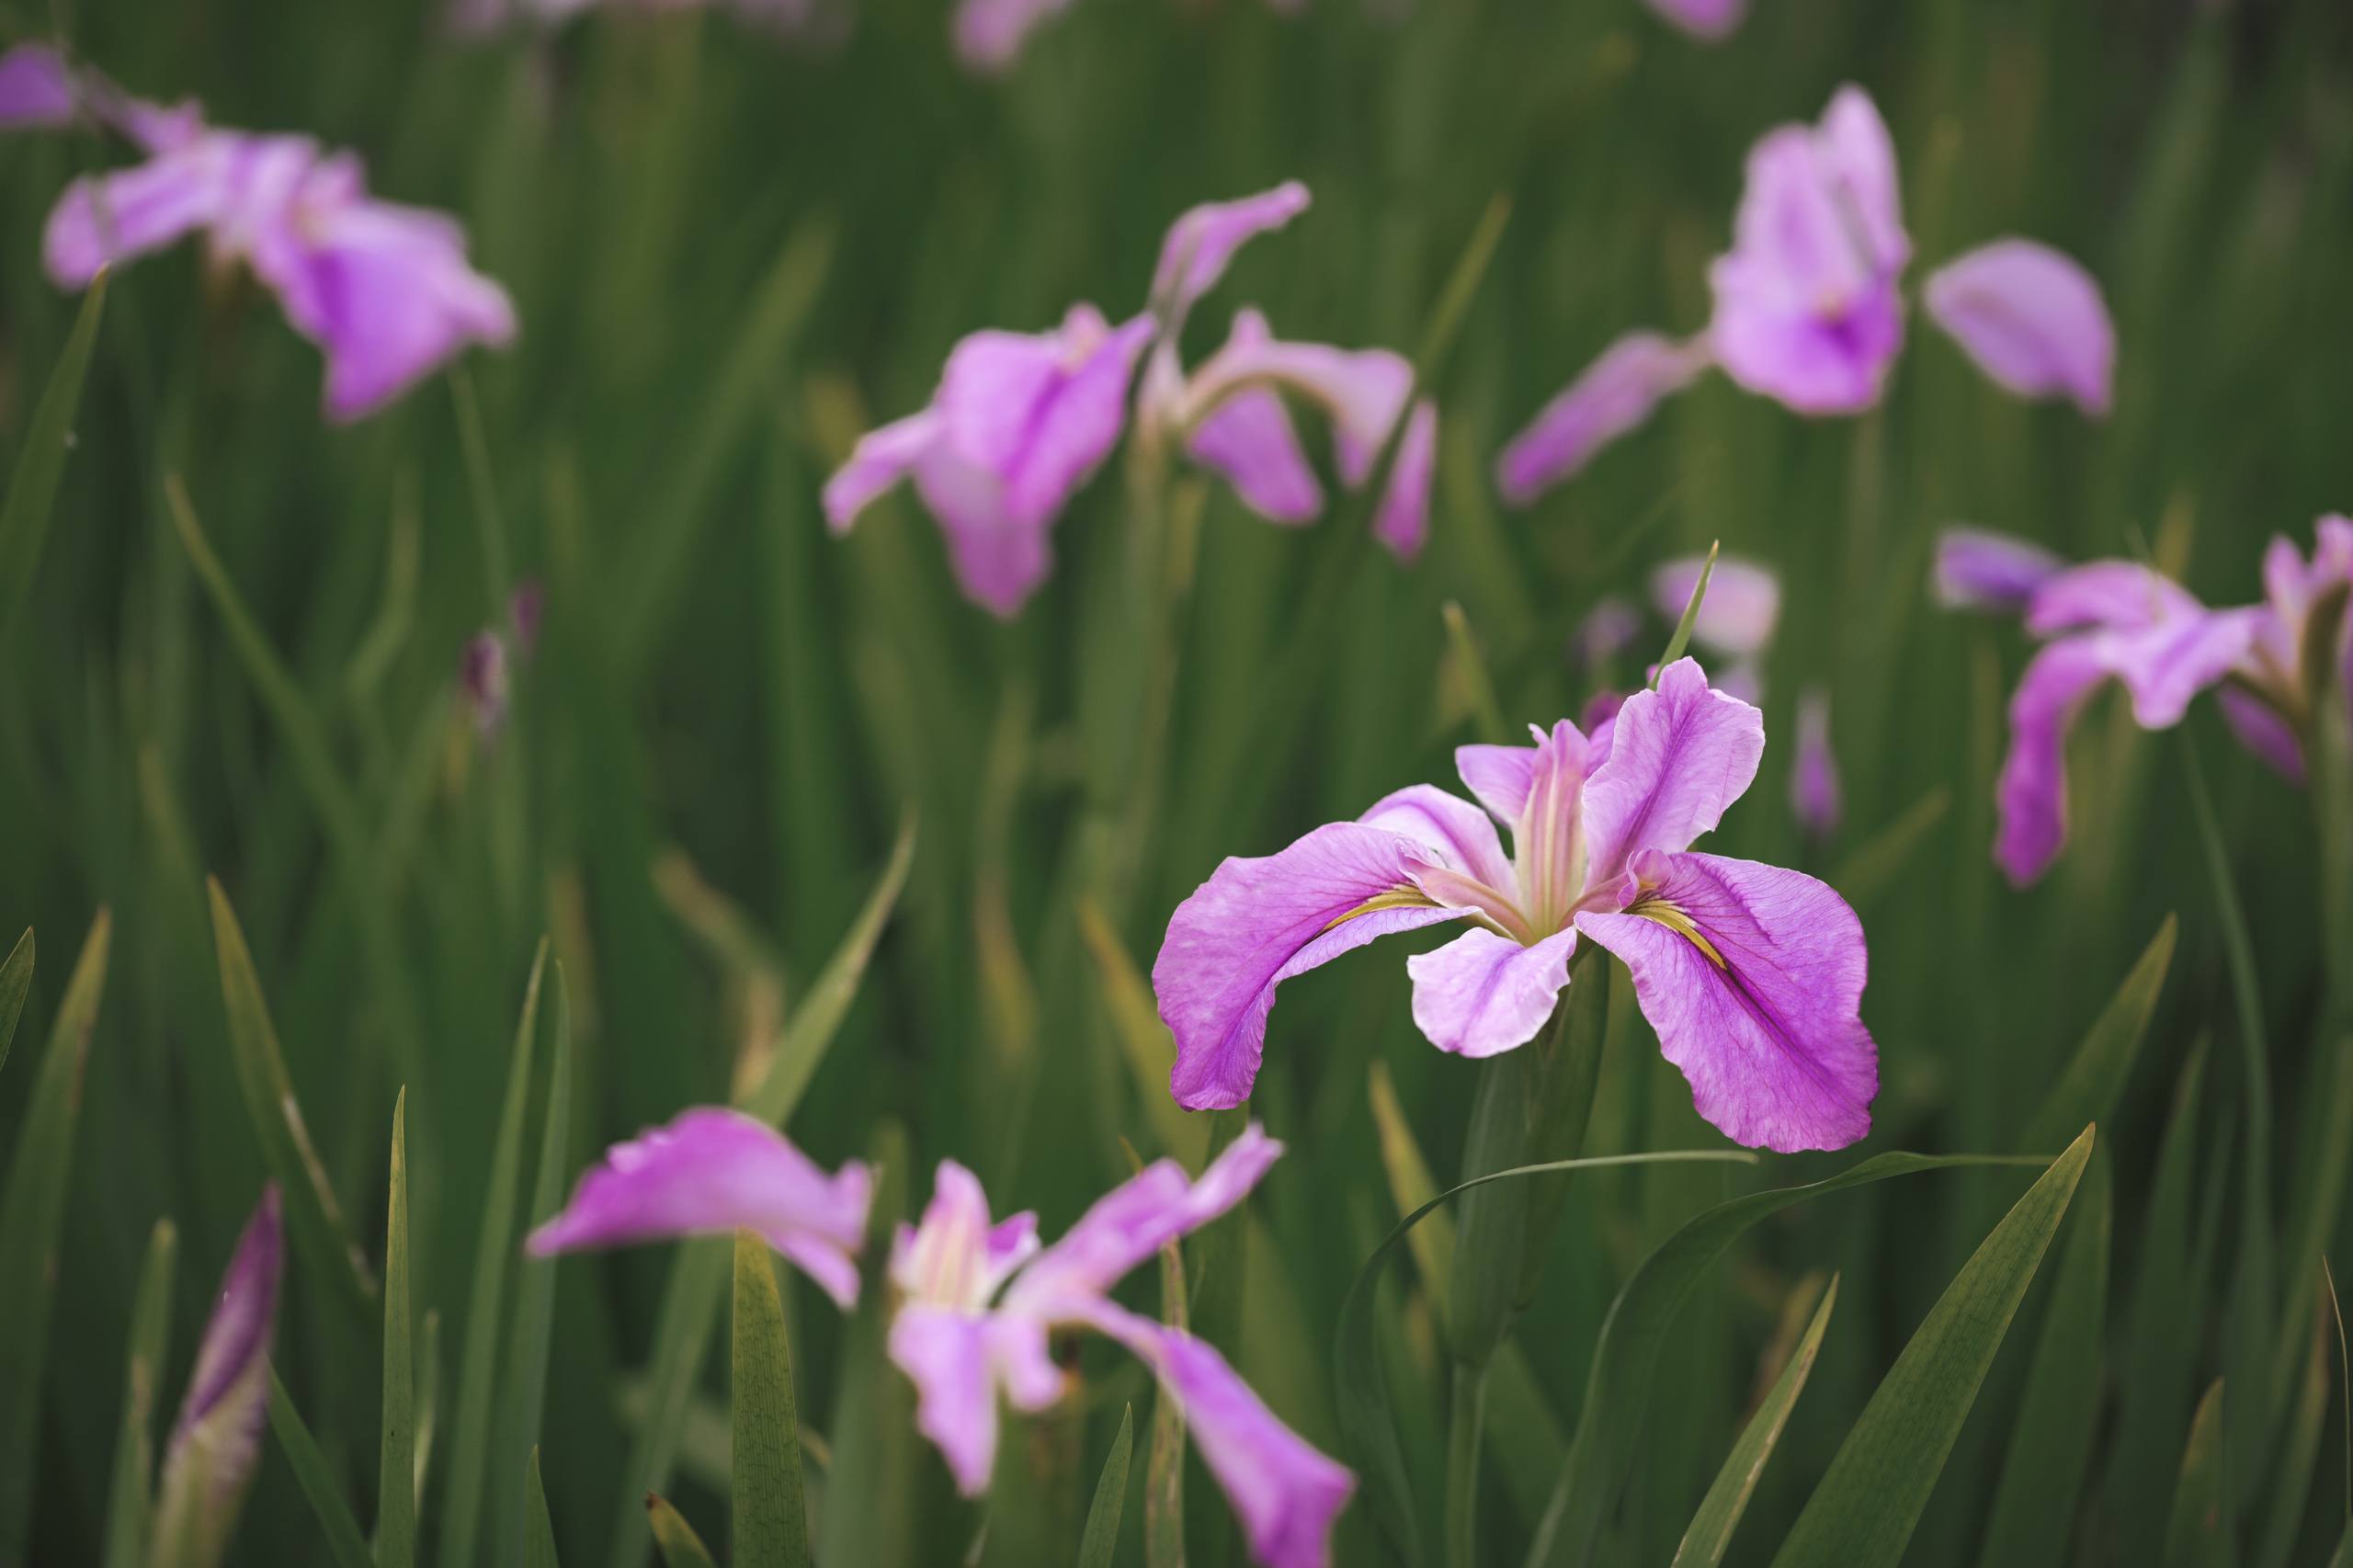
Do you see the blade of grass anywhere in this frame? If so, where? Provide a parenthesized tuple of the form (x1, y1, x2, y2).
(817, 1121, 915, 1567)
(645, 1497, 719, 1568)
(0, 928, 31, 1077)
(268, 1371, 377, 1568)
(207, 880, 377, 1328)
(1826, 789, 1951, 916)
(1764, 1128, 2094, 1568)
(498, 972, 573, 1564)
(1440, 602, 1509, 745)
(0, 273, 107, 645)
(2256, 1288, 2337, 1568)
(1651, 541, 1718, 682)
(100, 1218, 177, 1568)
(439, 940, 551, 1568)
(1669, 1274, 1839, 1568)
(2021, 918, 2176, 1152)
(1524, 1149, 2051, 1568)
(1080, 1405, 1136, 1568)
(0, 909, 112, 1567)
(525, 1451, 560, 1568)
(2162, 1381, 2229, 1568)
(732, 1234, 811, 1568)
(379, 1089, 415, 1568)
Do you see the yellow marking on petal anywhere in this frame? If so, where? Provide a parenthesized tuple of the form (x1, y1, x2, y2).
(1630, 896, 1728, 971)
(1322, 888, 1440, 932)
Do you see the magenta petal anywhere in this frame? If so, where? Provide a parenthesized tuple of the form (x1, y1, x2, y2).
(936, 306, 1151, 529)
(1082, 1301, 1355, 1568)
(1188, 387, 1324, 524)
(1182, 312, 1413, 486)
(1924, 239, 2114, 415)
(1405, 926, 1579, 1058)
(1455, 742, 1538, 826)
(1993, 637, 2108, 885)
(1011, 1125, 1283, 1309)
(1790, 687, 1842, 838)
(2217, 686, 2306, 783)
(1643, 0, 1745, 39)
(152, 1187, 282, 1566)
(1154, 822, 1462, 1108)
(1932, 526, 2063, 614)
(887, 1305, 1005, 1494)
(951, 0, 1074, 72)
(1579, 657, 1766, 886)
(525, 1107, 871, 1308)
(892, 1159, 1040, 1312)
(823, 410, 942, 533)
(43, 145, 224, 285)
(2024, 561, 2203, 637)
(1371, 399, 1437, 561)
(1494, 332, 1710, 504)
(1574, 850, 1877, 1152)
(0, 44, 77, 128)
(1358, 783, 1514, 892)
(1153, 183, 1312, 319)
(1651, 553, 1780, 657)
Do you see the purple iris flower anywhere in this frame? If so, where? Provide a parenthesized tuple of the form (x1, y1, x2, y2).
(526, 1107, 874, 1307)
(0, 43, 76, 128)
(1959, 517, 2353, 884)
(825, 182, 1438, 616)
(1790, 687, 1842, 840)
(888, 1131, 1353, 1568)
(0, 47, 515, 422)
(150, 1187, 283, 1568)
(1153, 657, 1879, 1153)
(1497, 85, 2115, 502)
(1934, 526, 2064, 614)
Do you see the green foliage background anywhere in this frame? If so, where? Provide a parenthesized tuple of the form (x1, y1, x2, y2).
(1, 0, 2350, 1562)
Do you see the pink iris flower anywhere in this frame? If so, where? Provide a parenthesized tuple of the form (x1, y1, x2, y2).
(824, 182, 1438, 617)
(526, 1108, 1351, 1568)
(1944, 517, 2353, 884)
(1153, 657, 1879, 1153)
(1497, 85, 2115, 504)
(1790, 686, 1842, 840)
(151, 1187, 283, 1568)
(0, 46, 515, 422)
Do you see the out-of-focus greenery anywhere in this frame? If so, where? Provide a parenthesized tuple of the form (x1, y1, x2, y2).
(2, 0, 2350, 1563)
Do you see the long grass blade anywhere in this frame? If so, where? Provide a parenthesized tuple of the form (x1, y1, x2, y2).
(645, 1497, 719, 1568)
(0, 929, 31, 1077)
(0, 273, 107, 644)
(2161, 1380, 2229, 1568)
(268, 1372, 377, 1568)
(1652, 540, 1719, 681)
(731, 1234, 811, 1568)
(0, 909, 112, 1567)
(101, 1218, 177, 1568)
(498, 971, 573, 1565)
(1669, 1275, 1838, 1568)
(2021, 918, 2176, 1152)
(379, 1090, 416, 1568)
(525, 1451, 561, 1568)
(1080, 1405, 1136, 1568)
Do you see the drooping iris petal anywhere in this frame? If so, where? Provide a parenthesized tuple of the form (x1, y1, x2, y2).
(526, 1107, 872, 1308)
(1651, 553, 1780, 656)
(1994, 637, 2107, 885)
(2024, 561, 2203, 636)
(1183, 311, 1414, 486)
(1932, 526, 2063, 614)
(2217, 685, 2305, 783)
(151, 1187, 282, 1568)
(1358, 783, 1515, 892)
(886, 1305, 1017, 1494)
(1816, 85, 1908, 276)
(891, 1159, 1039, 1312)
(1494, 332, 1711, 503)
(43, 142, 226, 284)
(1790, 687, 1842, 838)
(1643, 0, 1745, 40)
(1188, 387, 1324, 524)
(0, 44, 77, 128)
(1008, 1126, 1281, 1309)
(1081, 1301, 1355, 1568)
(823, 411, 943, 532)
(1580, 657, 1766, 887)
(1371, 398, 1438, 560)
(1574, 849, 1876, 1151)
(1153, 183, 1312, 321)
(1405, 926, 1580, 1058)
(1923, 239, 2114, 415)
(1154, 822, 1462, 1108)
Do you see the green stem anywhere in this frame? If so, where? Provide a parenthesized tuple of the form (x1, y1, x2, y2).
(1446, 1361, 1491, 1568)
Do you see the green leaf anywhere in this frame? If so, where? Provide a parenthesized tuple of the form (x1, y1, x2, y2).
(613, 824, 914, 1563)
(207, 880, 377, 1328)
(379, 1089, 415, 1568)
(1976, 1148, 2113, 1568)
(1525, 1150, 2046, 1568)
(2020, 917, 2176, 1152)
(267, 1371, 376, 1568)
(1827, 789, 1951, 916)
(817, 1120, 915, 1568)
(1765, 1127, 2094, 1568)
(1669, 1274, 1838, 1568)
(499, 971, 573, 1567)
(1080, 1405, 1136, 1568)
(0, 909, 112, 1566)
(732, 1234, 811, 1568)
(2162, 1380, 2229, 1568)
(1146, 1227, 1189, 1568)
(0, 273, 106, 645)
(1338, 1150, 1762, 1567)
(524, 1451, 560, 1568)
(1652, 540, 1719, 680)
(645, 1497, 719, 1568)
(101, 1219, 177, 1568)
(440, 940, 550, 1568)
(2256, 1288, 2337, 1568)
(0, 928, 32, 1077)
(1440, 601, 1509, 745)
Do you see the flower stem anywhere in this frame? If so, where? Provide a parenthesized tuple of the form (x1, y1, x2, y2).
(1445, 1359, 1491, 1568)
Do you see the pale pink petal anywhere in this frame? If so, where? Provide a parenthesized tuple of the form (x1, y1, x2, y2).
(1358, 783, 1514, 892)
(887, 1305, 1002, 1494)
(951, 0, 1074, 72)
(1924, 239, 2114, 415)
(2024, 561, 2204, 636)
(1371, 399, 1437, 560)
(1494, 331, 1710, 503)
(1405, 926, 1579, 1058)
(43, 144, 225, 285)
(1579, 657, 1765, 887)
(1933, 527, 2063, 614)
(2217, 686, 2305, 783)
(1455, 741, 1537, 826)
(1643, 0, 1745, 39)
(822, 410, 943, 533)
(1009, 1125, 1283, 1310)
(1188, 388, 1324, 524)
(892, 1159, 1040, 1312)
(1153, 183, 1311, 319)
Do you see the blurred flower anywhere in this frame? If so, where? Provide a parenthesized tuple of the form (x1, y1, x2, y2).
(527, 1107, 873, 1307)
(1154, 658, 1878, 1151)
(0, 44, 76, 128)
(1962, 517, 2353, 884)
(1, 50, 515, 421)
(952, 0, 1315, 74)
(1569, 596, 1643, 672)
(1497, 85, 2115, 502)
(1933, 526, 2063, 613)
(460, 631, 511, 734)
(1651, 551, 1778, 702)
(826, 182, 1437, 615)
(1643, 0, 1746, 40)
(1790, 687, 1842, 839)
(150, 1187, 281, 1568)
(890, 1132, 1353, 1568)
(509, 578, 546, 657)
